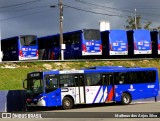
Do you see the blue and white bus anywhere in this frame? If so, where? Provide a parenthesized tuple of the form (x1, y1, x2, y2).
(2, 35, 38, 61)
(157, 31, 160, 55)
(133, 29, 152, 55)
(101, 30, 128, 57)
(150, 30, 160, 58)
(63, 29, 102, 59)
(23, 66, 159, 109)
(38, 34, 60, 60)
(38, 29, 102, 59)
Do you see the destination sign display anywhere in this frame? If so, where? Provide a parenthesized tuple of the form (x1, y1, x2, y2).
(27, 72, 42, 78)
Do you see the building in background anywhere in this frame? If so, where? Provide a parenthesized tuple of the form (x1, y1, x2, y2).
(99, 21, 110, 32)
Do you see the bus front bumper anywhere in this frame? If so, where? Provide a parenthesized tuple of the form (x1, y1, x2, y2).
(26, 99, 46, 107)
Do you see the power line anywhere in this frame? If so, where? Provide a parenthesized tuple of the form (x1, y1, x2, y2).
(0, 8, 52, 21)
(63, 4, 121, 17)
(74, 0, 160, 24)
(75, 0, 160, 18)
(75, 0, 160, 24)
(74, 1, 125, 15)
(0, 0, 44, 9)
(75, 0, 134, 13)
(64, 3, 160, 24)
(0, 3, 57, 13)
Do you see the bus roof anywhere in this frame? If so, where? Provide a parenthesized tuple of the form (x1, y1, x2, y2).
(29, 66, 157, 76)
(82, 66, 157, 72)
(63, 29, 100, 35)
(38, 34, 59, 39)
(83, 66, 126, 69)
(38, 29, 100, 39)
(2, 35, 37, 41)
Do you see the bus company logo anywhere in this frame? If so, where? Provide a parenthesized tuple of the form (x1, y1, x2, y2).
(32, 49, 37, 51)
(138, 42, 143, 45)
(147, 85, 155, 88)
(113, 43, 118, 46)
(128, 85, 135, 91)
(144, 41, 149, 44)
(121, 43, 126, 46)
(86, 42, 91, 45)
(95, 44, 100, 46)
(22, 48, 28, 51)
(144, 43, 149, 47)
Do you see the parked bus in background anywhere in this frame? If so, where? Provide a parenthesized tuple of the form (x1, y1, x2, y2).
(38, 29, 102, 60)
(101, 30, 128, 58)
(127, 29, 152, 58)
(150, 30, 160, 58)
(38, 34, 60, 60)
(63, 29, 102, 59)
(1, 35, 38, 61)
(23, 66, 159, 110)
(158, 32, 160, 55)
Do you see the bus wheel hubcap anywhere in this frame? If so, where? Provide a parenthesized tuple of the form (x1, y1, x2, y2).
(65, 100, 70, 107)
(124, 96, 129, 103)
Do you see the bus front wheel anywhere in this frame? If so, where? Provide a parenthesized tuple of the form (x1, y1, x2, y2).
(121, 93, 131, 105)
(62, 97, 73, 109)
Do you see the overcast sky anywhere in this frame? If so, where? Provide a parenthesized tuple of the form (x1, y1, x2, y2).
(0, 0, 160, 39)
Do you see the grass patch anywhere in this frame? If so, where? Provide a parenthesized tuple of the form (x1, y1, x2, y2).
(0, 60, 160, 90)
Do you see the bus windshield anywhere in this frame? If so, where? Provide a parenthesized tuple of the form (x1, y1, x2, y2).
(26, 78, 43, 94)
(83, 29, 100, 40)
(20, 35, 37, 46)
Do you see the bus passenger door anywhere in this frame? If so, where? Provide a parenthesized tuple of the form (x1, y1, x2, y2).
(74, 75, 85, 104)
(103, 74, 115, 102)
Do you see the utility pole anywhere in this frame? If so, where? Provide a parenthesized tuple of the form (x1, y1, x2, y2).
(59, 0, 65, 60)
(0, 14, 3, 62)
(135, 8, 137, 30)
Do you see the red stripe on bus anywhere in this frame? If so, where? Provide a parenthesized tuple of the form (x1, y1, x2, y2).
(106, 87, 114, 102)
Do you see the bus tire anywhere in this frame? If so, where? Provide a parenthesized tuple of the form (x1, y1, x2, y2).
(62, 97, 73, 110)
(121, 93, 131, 105)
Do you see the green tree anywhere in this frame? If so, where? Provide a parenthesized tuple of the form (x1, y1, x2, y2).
(125, 16, 152, 30)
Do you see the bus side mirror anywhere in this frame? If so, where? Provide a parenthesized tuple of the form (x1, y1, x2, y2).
(23, 79, 27, 89)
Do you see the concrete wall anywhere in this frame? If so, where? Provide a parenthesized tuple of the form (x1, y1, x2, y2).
(0, 91, 8, 112)
(0, 90, 26, 112)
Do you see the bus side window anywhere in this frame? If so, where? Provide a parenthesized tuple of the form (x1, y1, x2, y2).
(74, 76, 78, 86)
(114, 73, 119, 84)
(86, 74, 92, 86)
(79, 75, 84, 86)
(71, 33, 80, 44)
(114, 73, 125, 84)
(137, 71, 148, 83)
(60, 75, 75, 87)
(74, 75, 84, 87)
(102, 75, 107, 85)
(147, 71, 156, 83)
(124, 73, 130, 84)
(119, 74, 125, 84)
